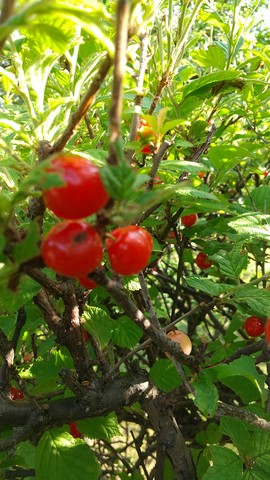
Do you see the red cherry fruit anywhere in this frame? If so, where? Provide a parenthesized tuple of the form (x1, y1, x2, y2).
(41, 220, 103, 277)
(83, 330, 90, 342)
(198, 171, 205, 179)
(243, 316, 264, 337)
(42, 154, 109, 219)
(181, 214, 198, 227)
(195, 252, 213, 270)
(141, 145, 151, 154)
(265, 319, 270, 343)
(9, 385, 24, 400)
(106, 225, 153, 275)
(77, 276, 97, 290)
(69, 422, 82, 439)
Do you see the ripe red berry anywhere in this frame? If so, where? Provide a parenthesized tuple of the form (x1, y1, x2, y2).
(69, 422, 82, 439)
(41, 220, 103, 277)
(42, 154, 109, 219)
(195, 252, 213, 270)
(9, 385, 24, 400)
(181, 214, 198, 227)
(198, 171, 205, 179)
(77, 276, 97, 290)
(106, 225, 153, 276)
(141, 145, 151, 154)
(243, 316, 264, 337)
(265, 319, 270, 343)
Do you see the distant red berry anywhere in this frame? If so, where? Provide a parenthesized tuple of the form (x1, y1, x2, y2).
(198, 171, 205, 179)
(41, 220, 103, 278)
(9, 386, 24, 400)
(141, 145, 151, 154)
(181, 214, 198, 227)
(83, 330, 89, 342)
(243, 316, 264, 337)
(195, 252, 213, 270)
(69, 422, 82, 439)
(265, 319, 270, 343)
(42, 154, 109, 219)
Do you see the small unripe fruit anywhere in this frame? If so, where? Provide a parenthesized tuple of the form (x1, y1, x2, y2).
(166, 330, 192, 356)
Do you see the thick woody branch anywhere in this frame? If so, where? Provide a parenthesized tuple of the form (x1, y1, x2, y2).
(0, 0, 15, 52)
(0, 371, 150, 450)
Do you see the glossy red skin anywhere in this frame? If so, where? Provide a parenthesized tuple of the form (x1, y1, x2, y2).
(9, 386, 24, 400)
(106, 225, 153, 276)
(69, 422, 82, 439)
(77, 276, 97, 289)
(195, 252, 213, 269)
(42, 220, 103, 277)
(43, 154, 109, 219)
(265, 319, 270, 343)
(243, 316, 264, 337)
(181, 214, 198, 227)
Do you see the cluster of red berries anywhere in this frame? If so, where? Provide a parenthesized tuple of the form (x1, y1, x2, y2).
(41, 154, 154, 284)
(180, 214, 213, 270)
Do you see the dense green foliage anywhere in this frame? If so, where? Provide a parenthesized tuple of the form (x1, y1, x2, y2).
(0, 0, 270, 479)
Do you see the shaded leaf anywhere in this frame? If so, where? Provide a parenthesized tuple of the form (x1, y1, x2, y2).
(193, 373, 219, 418)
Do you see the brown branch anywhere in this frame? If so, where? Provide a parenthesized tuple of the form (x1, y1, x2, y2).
(0, 371, 150, 450)
(109, 0, 130, 164)
(144, 388, 197, 480)
(148, 73, 170, 115)
(0, 0, 15, 52)
(51, 54, 112, 154)
(217, 402, 270, 431)
(145, 139, 173, 191)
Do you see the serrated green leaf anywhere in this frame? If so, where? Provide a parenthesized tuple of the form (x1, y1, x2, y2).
(228, 213, 270, 241)
(36, 428, 101, 480)
(111, 316, 142, 349)
(243, 429, 270, 480)
(77, 413, 120, 440)
(202, 446, 242, 480)
(182, 70, 242, 98)
(232, 286, 270, 318)
(29, 349, 73, 395)
(211, 244, 248, 280)
(186, 277, 230, 296)
(83, 306, 113, 346)
(101, 163, 137, 200)
(193, 373, 219, 418)
(149, 359, 182, 393)
(192, 45, 227, 70)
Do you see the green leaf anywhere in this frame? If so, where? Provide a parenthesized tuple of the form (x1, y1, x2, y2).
(245, 186, 270, 213)
(232, 286, 270, 318)
(228, 213, 270, 241)
(36, 428, 101, 480)
(211, 244, 248, 280)
(77, 413, 120, 440)
(149, 359, 182, 393)
(111, 316, 143, 349)
(220, 417, 250, 454)
(100, 163, 138, 200)
(0, 276, 41, 314)
(182, 70, 242, 98)
(14, 222, 40, 263)
(243, 429, 270, 480)
(83, 306, 114, 346)
(206, 356, 267, 404)
(192, 45, 227, 70)
(29, 349, 73, 395)
(193, 373, 219, 418)
(186, 277, 230, 296)
(202, 445, 242, 480)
